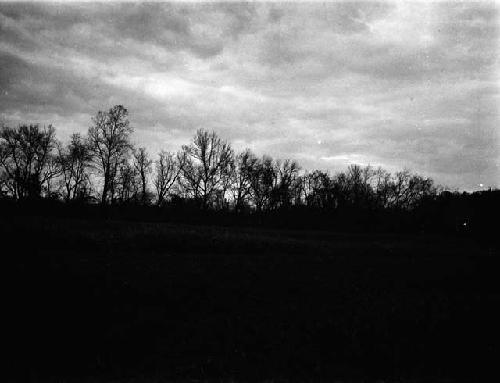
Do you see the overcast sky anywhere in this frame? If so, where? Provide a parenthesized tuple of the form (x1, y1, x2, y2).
(0, 1, 498, 190)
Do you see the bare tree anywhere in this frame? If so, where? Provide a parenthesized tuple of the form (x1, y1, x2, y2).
(153, 150, 184, 206)
(246, 156, 301, 211)
(389, 169, 412, 209)
(373, 167, 392, 209)
(0, 124, 58, 199)
(87, 105, 133, 205)
(249, 155, 276, 211)
(330, 164, 375, 209)
(302, 170, 335, 209)
(271, 159, 300, 209)
(181, 129, 233, 208)
(345, 164, 374, 207)
(132, 147, 153, 204)
(178, 151, 202, 200)
(389, 169, 435, 209)
(58, 134, 92, 202)
(0, 143, 15, 197)
(231, 149, 258, 211)
(42, 153, 63, 198)
(116, 158, 140, 203)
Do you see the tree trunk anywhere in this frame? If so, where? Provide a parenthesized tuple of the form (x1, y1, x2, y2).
(101, 175, 109, 205)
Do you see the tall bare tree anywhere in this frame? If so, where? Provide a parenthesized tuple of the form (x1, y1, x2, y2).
(249, 155, 276, 211)
(373, 167, 393, 209)
(271, 159, 300, 209)
(153, 150, 184, 206)
(181, 129, 233, 208)
(58, 134, 92, 202)
(87, 105, 133, 205)
(389, 170, 435, 209)
(116, 158, 140, 203)
(302, 170, 335, 209)
(132, 147, 152, 204)
(0, 124, 58, 199)
(231, 149, 258, 211)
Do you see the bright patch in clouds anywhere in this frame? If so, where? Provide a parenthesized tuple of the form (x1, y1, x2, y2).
(0, 1, 498, 190)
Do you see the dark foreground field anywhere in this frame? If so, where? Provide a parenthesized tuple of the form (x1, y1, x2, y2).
(3, 215, 499, 382)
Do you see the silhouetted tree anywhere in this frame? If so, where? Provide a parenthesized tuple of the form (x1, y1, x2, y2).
(154, 150, 184, 206)
(302, 170, 335, 209)
(133, 147, 153, 204)
(58, 133, 92, 202)
(271, 159, 300, 209)
(216, 152, 235, 210)
(388, 170, 435, 209)
(180, 129, 233, 208)
(87, 105, 133, 205)
(0, 167, 10, 197)
(0, 124, 58, 199)
(373, 167, 392, 209)
(231, 149, 258, 211)
(346, 164, 374, 208)
(116, 158, 140, 203)
(248, 155, 276, 211)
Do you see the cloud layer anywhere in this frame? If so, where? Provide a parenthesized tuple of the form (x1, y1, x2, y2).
(0, 2, 498, 190)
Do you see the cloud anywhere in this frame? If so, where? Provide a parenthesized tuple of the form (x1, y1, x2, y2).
(0, 2, 498, 190)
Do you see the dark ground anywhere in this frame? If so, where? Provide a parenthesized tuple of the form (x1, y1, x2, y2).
(3, 215, 499, 382)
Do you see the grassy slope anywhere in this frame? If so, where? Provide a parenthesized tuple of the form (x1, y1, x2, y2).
(3, 215, 499, 382)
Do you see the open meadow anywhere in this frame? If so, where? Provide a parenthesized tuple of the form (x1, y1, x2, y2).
(3, 215, 499, 382)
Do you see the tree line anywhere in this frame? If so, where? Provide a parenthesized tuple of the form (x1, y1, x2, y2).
(1, 104, 441, 213)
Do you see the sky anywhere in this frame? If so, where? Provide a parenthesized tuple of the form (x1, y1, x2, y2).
(0, 1, 498, 190)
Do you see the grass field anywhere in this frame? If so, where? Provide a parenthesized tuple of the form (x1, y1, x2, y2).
(3, 215, 499, 382)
